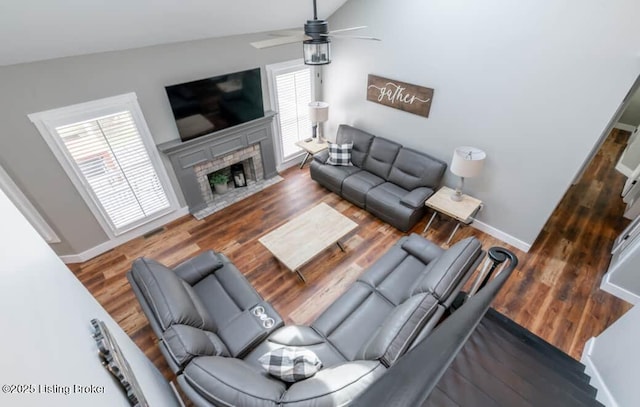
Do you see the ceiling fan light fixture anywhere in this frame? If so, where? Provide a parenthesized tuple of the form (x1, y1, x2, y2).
(303, 39, 331, 65)
(303, 18, 331, 65)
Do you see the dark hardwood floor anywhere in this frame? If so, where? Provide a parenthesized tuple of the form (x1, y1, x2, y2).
(68, 129, 632, 384)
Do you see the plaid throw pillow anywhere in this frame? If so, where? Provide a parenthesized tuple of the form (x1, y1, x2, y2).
(258, 346, 322, 383)
(326, 142, 353, 166)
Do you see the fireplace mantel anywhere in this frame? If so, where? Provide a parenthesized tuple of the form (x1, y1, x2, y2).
(158, 112, 277, 214)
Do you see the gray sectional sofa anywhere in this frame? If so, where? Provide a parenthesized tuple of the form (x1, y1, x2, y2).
(310, 125, 447, 232)
(128, 234, 483, 407)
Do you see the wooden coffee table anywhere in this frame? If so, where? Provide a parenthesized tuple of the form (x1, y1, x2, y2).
(259, 203, 357, 282)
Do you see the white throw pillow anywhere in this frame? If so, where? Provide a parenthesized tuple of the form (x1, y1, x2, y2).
(326, 142, 353, 166)
(258, 346, 322, 382)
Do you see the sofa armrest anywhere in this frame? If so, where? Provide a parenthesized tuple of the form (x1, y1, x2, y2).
(218, 304, 284, 358)
(313, 150, 329, 164)
(400, 187, 434, 209)
(162, 324, 230, 368)
(173, 250, 224, 285)
(412, 237, 483, 303)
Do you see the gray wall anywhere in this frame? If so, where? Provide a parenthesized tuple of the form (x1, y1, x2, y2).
(0, 188, 179, 406)
(619, 88, 640, 127)
(324, 0, 640, 246)
(0, 34, 299, 256)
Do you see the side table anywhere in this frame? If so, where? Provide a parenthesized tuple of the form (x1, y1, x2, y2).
(423, 186, 483, 244)
(295, 138, 328, 168)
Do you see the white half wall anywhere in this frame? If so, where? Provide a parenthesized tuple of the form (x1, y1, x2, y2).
(582, 305, 640, 407)
(619, 87, 640, 127)
(0, 188, 179, 406)
(324, 0, 640, 246)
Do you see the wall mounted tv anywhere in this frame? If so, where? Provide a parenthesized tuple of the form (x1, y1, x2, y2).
(165, 68, 265, 142)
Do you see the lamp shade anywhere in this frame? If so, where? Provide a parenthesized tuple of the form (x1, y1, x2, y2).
(309, 101, 329, 123)
(450, 146, 486, 178)
(303, 40, 331, 65)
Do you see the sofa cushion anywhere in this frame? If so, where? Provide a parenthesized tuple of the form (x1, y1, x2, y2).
(267, 326, 345, 368)
(366, 182, 427, 232)
(363, 137, 402, 179)
(162, 324, 229, 367)
(183, 357, 286, 407)
(326, 142, 354, 166)
(192, 262, 263, 330)
(412, 237, 482, 302)
(312, 282, 394, 360)
(280, 361, 386, 407)
(310, 161, 361, 194)
(342, 171, 385, 208)
(336, 124, 375, 168)
(130, 257, 216, 332)
(359, 293, 439, 366)
(259, 346, 323, 382)
(388, 148, 447, 190)
(364, 255, 430, 307)
(244, 326, 346, 371)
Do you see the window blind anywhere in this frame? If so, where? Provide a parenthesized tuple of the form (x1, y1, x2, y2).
(55, 111, 170, 233)
(274, 68, 312, 158)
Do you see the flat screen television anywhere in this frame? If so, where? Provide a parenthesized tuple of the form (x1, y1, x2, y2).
(165, 68, 264, 142)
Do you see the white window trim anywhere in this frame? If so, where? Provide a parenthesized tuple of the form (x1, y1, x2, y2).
(266, 59, 318, 168)
(28, 93, 179, 239)
(0, 164, 60, 243)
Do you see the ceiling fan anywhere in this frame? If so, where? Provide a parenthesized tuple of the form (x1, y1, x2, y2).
(250, 0, 380, 65)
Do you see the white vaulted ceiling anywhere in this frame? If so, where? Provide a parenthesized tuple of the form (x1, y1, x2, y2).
(0, 0, 349, 66)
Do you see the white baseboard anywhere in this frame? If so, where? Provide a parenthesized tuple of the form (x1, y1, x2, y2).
(614, 122, 637, 133)
(470, 219, 532, 252)
(59, 207, 190, 264)
(582, 338, 618, 407)
(276, 152, 306, 172)
(600, 272, 640, 304)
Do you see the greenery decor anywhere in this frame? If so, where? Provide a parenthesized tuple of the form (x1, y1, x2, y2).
(209, 172, 229, 186)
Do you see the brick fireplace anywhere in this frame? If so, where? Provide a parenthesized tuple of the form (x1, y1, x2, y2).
(158, 113, 281, 219)
(194, 145, 263, 204)
(190, 145, 281, 219)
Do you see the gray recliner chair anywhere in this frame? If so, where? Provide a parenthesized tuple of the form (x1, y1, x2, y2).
(128, 234, 483, 407)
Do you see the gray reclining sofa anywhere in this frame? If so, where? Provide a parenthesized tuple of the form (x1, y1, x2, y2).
(310, 125, 447, 232)
(128, 234, 483, 407)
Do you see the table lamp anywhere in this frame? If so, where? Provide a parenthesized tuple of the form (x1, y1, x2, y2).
(450, 146, 486, 201)
(309, 101, 329, 142)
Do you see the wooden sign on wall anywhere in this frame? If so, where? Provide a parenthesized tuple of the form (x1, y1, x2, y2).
(366, 74, 434, 118)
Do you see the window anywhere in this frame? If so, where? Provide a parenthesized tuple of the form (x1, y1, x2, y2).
(267, 60, 316, 163)
(29, 93, 178, 237)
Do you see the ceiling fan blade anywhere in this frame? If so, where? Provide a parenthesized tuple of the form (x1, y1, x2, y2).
(328, 26, 367, 34)
(251, 35, 305, 49)
(322, 34, 382, 41)
(269, 30, 306, 37)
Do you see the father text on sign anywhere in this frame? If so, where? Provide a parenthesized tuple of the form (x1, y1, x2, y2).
(367, 74, 434, 117)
